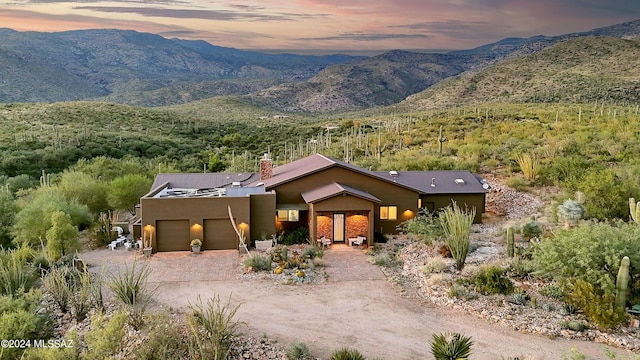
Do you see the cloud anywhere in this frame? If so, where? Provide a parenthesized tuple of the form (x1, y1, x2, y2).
(391, 20, 488, 32)
(300, 32, 431, 42)
(73, 6, 289, 21)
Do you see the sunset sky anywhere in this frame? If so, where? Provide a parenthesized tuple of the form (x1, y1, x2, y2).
(1, 0, 639, 53)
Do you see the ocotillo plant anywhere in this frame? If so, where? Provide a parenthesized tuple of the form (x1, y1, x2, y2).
(615, 256, 630, 310)
(506, 227, 515, 258)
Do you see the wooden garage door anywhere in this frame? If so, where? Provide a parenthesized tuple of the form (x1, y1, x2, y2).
(156, 220, 190, 252)
(203, 219, 237, 250)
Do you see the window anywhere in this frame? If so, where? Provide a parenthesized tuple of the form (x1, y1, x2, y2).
(277, 209, 299, 222)
(380, 206, 397, 220)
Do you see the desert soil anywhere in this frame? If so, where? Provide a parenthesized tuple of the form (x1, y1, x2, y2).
(148, 254, 632, 360)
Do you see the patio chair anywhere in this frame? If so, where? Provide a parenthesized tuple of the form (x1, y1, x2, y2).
(319, 236, 331, 248)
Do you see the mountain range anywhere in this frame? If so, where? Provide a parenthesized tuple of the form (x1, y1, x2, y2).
(1, 19, 639, 112)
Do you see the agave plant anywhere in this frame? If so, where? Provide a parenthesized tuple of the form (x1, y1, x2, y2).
(430, 332, 473, 360)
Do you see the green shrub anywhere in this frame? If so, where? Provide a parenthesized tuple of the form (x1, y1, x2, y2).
(21, 330, 80, 360)
(470, 266, 514, 295)
(564, 168, 637, 220)
(430, 332, 473, 360)
(0, 291, 53, 360)
(243, 254, 272, 271)
(448, 285, 468, 299)
(32, 252, 51, 276)
(134, 311, 188, 360)
(398, 209, 443, 244)
(533, 222, 640, 296)
(329, 347, 365, 360)
(505, 177, 530, 192)
(423, 258, 447, 274)
(372, 253, 394, 267)
(373, 231, 388, 243)
(282, 227, 309, 245)
(0, 247, 37, 296)
(46, 211, 80, 262)
(565, 279, 627, 330)
(83, 311, 127, 360)
(286, 341, 311, 360)
(302, 246, 323, 259)
(187, 294, 242, 360)
(507, 258, 536, 280)
(539, 283, 563, 299)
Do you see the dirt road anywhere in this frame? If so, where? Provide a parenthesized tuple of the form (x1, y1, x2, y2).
(147, 249, 632, 360)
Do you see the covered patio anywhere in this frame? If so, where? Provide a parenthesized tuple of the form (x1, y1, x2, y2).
(302, 182, 377, 246)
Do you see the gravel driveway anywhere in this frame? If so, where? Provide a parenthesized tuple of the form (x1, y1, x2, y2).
(83, 246, 631, 359)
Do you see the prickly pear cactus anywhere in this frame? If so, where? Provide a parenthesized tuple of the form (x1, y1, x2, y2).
(615, 256, 630, 310)
(506, 227, 515, 258)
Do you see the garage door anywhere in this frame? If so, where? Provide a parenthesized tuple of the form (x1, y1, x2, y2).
(203, 219, 237, 250)
(156, 220, 190, 252)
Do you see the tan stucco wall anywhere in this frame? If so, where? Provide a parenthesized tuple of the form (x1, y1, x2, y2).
(270, 166, 419, 235)
(420, 193, 485, 223)
(141, 192, 276, 251)
(249, 192, 277, 243)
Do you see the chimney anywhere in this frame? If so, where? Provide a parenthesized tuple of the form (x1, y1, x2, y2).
(260, 153, 273, 180)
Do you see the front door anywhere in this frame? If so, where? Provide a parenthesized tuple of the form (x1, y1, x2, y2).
(333, 213, 345, 242)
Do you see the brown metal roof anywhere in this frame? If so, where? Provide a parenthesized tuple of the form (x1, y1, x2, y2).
(251, 154, 421, 193)
(148, 154, 487, 197)
(151, 172, 259, 190)
(373, 170, 487, 194)
(301, 182, 381, 204)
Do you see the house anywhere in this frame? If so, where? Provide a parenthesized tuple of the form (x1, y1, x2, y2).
(138, 153, 488, 252)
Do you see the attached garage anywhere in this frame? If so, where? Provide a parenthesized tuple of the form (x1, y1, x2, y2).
(203, 219, 237, 250)
(156, 220, 190, 252)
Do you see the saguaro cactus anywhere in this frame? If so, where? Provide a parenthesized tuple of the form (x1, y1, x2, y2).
(629, 198, 640, 224)
(615, 256, 630, 310)
(437, 125, 447, 156)
(506, 227, 515, 258)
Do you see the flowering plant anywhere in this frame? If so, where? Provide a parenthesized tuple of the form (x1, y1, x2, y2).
(190, 238, 202, 247)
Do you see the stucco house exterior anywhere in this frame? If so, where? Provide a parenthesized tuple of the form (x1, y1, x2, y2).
(138, 153, 488, 252)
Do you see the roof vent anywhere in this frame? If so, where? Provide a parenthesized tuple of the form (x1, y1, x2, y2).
(454, 178, 465, 185)
(431, 178, 436, 187)
(389, 170, 398, 182)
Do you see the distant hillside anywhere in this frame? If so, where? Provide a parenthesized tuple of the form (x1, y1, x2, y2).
(242, 51, 482, 112)
(242, 19, 640, 112)
(450, 18, 640, 61)
(1, 18, 639, 110)
(402, 36, 640, 109)
(0, 28, 359, 106)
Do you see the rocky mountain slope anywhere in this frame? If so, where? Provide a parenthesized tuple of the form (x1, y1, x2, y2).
(0, 28, 359, 105)
(401, 36, 640, 110)
(1, 18, 639, 110)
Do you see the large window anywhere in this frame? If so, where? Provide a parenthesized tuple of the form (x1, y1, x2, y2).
(379, 206, 397, 220)
(277, 210, 299, 222)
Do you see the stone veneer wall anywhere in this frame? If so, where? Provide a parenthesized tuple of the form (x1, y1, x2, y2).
(315, 212, 369, 241)
(316, 215, 332, 239)
(346, 212, 368, 239)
